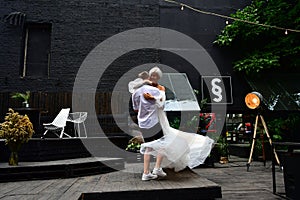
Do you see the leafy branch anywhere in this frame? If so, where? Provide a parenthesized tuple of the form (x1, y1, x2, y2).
(214, 0, 300, 76)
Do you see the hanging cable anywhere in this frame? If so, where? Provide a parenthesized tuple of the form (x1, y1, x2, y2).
(164, 0, 300, 34)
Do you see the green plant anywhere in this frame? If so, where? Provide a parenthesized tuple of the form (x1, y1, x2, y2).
(185, 115, 199, 131)
(199, 98, 208, 110)
(233, 52, 280, 75)
(217, 136, 229, 157)
(125, 136, 144, 152)
(11, 91, 30, 105)
(169, 112, 215, 134)
(267, 118, 286, 142)
(169, 115, 200, 133)
(268, 114, 300, 142)
(170, 117, 180, 129)
(254, 138, 263, 156)
(214, 0, 300, 76)
(126, 142, 141, 152)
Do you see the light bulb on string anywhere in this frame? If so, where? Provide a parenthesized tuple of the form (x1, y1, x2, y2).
(163, 0, 300, 34)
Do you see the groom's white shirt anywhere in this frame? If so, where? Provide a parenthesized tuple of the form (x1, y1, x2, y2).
(132, 85, 163, 129)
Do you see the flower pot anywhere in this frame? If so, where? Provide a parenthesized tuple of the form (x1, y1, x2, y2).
(9, 151, 18, 166)
(22, 102, 29, 108)
(280, 152, 300, 199)
(7, 142, 22, 166)
(219, 156, 229, 164)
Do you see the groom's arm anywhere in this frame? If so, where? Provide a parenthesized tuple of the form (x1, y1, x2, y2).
(132, 91, 140, 112)
(143, 88, 165, 108)
(143, 92, 155, 100)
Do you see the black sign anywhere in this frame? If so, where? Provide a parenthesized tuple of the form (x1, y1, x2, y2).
(201, 76, 233, 104)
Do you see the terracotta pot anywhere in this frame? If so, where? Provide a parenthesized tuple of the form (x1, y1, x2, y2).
(219, 156, 229, 164)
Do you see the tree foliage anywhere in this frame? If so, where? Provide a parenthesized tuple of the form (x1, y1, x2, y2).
(214, 0, 300, 76)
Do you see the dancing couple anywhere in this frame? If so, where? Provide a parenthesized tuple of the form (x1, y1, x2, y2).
(129, 66, 214, 181)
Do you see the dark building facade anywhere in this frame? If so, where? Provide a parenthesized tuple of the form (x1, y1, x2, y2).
(0, 0, 251, 136)
(0, 0, 161, 92)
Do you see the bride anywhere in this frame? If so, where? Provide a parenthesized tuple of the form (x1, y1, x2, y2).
(129, 67, 214, 172)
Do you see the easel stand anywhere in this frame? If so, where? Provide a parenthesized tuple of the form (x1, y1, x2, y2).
(246, 114, 280, 171)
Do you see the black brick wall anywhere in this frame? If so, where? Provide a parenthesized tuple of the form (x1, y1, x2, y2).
(0, 0, 160, 92)
(159, 0, 251, 111)
(0, 0, 251, 111)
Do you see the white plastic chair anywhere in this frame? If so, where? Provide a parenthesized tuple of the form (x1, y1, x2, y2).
(67, 112, 87, 138)
(42, 108, 71, 139)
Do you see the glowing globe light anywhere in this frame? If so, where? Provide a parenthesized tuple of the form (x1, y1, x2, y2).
(245, 92, 263, 109)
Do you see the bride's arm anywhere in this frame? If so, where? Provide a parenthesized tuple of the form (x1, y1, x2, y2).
(128, 78, 152, 93)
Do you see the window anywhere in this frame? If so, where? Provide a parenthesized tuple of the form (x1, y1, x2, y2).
(22, 23, 51, 78)
(159, 73, 200, 111)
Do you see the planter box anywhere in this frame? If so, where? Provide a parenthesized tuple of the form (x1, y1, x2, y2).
(279, 151, 300, 199)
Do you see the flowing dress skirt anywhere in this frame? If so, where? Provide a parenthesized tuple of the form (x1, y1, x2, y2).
(140, 108, 214, 172)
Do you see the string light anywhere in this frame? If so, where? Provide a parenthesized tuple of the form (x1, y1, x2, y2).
(164, 0, 300, 34)
(225, 20, 229, 25)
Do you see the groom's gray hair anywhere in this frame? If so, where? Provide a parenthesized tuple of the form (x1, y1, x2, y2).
(149, 66, 163, 78)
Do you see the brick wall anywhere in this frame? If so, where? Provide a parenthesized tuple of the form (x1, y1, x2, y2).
(0, 0, 252, 135)
(0, 0, 160, 92)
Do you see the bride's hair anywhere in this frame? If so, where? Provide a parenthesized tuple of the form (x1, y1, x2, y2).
(149, 66, 162, 79)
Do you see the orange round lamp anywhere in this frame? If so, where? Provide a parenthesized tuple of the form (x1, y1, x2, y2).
(245, 92, 263, 109)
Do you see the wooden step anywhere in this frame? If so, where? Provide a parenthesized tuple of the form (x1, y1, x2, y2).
(0, 137, 129, 162)
(0, 157, 124, 182)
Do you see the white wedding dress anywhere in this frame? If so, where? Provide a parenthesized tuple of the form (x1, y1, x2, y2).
(129, 78, 214, 172)
(140, 108, 214, 171)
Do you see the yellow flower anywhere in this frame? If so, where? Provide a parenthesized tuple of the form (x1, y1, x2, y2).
(0, 109, 34, 145)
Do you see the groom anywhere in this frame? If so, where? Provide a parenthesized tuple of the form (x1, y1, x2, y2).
(131, 67, 167, 181)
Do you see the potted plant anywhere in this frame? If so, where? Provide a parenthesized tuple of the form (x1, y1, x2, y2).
(267, 114, 300, 199)
(217, 135, 229, 164)
(125, 135, 144, 163)
(11, 91, 30, 108)
(126, 135, 144, 153)
(0, 108, 34, 165)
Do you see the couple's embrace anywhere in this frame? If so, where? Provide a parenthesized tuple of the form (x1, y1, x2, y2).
(129, 66, 214, 181)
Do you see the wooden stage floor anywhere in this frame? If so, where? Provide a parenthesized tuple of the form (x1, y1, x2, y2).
(0, 157, 286, 200)
(80, 166, 221, 200)
(0, 161, 221, 200)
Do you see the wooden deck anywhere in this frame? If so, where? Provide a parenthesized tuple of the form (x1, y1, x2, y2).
(0, 161, 221, 200)
(0, 157, 287, 200)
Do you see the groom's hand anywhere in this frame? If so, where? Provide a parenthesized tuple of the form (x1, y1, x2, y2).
(143, 92, 155, 100)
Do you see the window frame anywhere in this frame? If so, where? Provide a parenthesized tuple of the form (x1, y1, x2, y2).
(21, 22, 52, 78)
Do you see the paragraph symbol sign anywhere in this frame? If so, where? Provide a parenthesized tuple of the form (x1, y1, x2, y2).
(202, 76, 233, 104)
